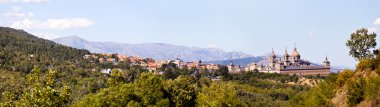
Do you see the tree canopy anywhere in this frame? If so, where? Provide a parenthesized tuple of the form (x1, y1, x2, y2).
(346, 28, 377, 60)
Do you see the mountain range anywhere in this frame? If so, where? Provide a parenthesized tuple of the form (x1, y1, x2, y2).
(52, 36, 346, 71)
(52, 36, 253, 62)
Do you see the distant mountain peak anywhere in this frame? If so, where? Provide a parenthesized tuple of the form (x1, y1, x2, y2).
(58, 35, 85, 40)
(53, 36, 90, 49)
(52, 36, 253, 61)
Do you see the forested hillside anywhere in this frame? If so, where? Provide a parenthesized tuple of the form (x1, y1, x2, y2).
(0, 27, 106, 106)
(0, 27, 90, 73)
(0, 27, 318, 106)
(1, 27, 380, 107)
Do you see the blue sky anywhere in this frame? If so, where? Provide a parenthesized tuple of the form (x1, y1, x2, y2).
(1, 0, 380, 68)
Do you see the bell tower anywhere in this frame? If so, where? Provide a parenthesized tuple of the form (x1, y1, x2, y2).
(269, 48, 276, 67)
(283, 47, 290, 66)
(323, 54, 330, 68)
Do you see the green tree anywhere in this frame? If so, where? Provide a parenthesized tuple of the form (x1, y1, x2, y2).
(72, 84, 137, 107)
(133, 73, 169, 106)
(164, 75, 198, 106)
(107, 69, 125, 86)
(196, 82, 241, 106)
(19, 67, 71, 107)
(162, 68, 175, 79)
(215, 65, 231, 80)
(346, 28, 377, 60)
(73, 73, 169, 107)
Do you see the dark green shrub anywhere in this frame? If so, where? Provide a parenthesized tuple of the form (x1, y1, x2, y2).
(347, 78, 365, 106)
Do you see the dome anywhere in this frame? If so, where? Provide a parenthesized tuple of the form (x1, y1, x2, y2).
(291, 43, 300, 57)
(291, 49, 300, 57)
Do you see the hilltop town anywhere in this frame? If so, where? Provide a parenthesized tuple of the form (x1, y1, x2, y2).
(1, 0, 379, 106)
(87, 45, 330, 76)
(1, 22, 380, 107)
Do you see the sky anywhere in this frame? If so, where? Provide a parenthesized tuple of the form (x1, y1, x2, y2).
(1, 0, 380, 68)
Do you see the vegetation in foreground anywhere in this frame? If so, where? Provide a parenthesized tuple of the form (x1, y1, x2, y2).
(0, 27, 380, 106)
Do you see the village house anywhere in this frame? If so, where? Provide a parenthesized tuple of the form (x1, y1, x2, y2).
(227, 64, 243, 73)
(117, 54, 129, 61)
(147, 62, 158, 71)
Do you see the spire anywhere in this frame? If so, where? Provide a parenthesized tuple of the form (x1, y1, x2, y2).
(293, 42, 297, 51)
(230, 54, 234, 66)
(271, 48, 276, 57)
(323, 53, 330, 63)
(283, 47, 289, 61)
(284, 47, 288, 55)
(285, 47, 288, 53)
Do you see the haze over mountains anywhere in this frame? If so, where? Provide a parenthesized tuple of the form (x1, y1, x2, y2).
(53, 36, 254, 62)
(52, 36, 347, 71)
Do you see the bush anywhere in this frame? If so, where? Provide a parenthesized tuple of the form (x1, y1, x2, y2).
(357, 59, 377, 71)
(364, 76, 380, 101)
(336, 69, 354, 87)
(347, 78, 365, 106)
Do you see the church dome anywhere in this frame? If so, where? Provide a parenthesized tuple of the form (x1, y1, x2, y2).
(292, 50, 300, 57)
(291, 43, 300, 57)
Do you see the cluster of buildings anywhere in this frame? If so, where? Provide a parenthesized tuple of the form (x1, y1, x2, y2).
(230, 46, 330, 76)
(85, 45, 331, 76)
(145, 58, 219, 72)
(84, 54, 150, 65)
(84, 53, 220, 72)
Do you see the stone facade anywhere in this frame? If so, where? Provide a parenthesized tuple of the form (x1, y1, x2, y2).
(246, 45, 330, 76)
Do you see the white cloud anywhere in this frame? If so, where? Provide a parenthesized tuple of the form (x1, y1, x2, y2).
(4, 7, 94, 30)
(11, 18, 37, 29)
(3, 6, 34, 18)
(0, 0, 48, 3)
(44, 18, 94, 29)
(375, 18, 380, 25)
(368, 27, 377, 33)
(32, 32, 59, 40)
(11, 18, 94, 30)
